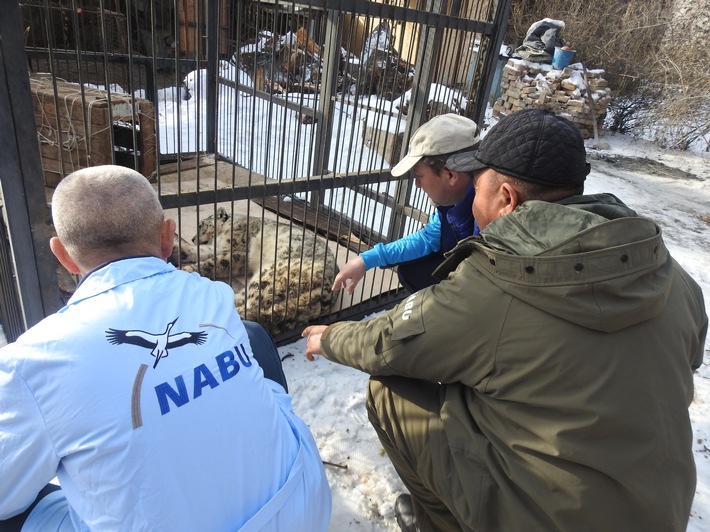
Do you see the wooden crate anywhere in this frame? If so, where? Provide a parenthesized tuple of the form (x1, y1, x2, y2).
(30, 76, 157, 187)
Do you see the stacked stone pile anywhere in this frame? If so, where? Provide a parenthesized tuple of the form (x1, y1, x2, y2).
(492, 58, 612, 139)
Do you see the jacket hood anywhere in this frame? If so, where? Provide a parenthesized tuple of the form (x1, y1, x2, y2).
(481, 193, 638, 255)
(437, 194, 673, 332)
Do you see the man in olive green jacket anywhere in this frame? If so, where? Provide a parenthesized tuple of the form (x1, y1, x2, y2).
(303, 109, 707, 531)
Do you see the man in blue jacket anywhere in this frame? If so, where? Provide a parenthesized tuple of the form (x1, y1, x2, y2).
(332, 113, 480, 294)
(0, 165, 331, 531)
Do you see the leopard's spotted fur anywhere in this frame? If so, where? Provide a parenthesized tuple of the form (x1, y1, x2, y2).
(173, 207, 337, 336)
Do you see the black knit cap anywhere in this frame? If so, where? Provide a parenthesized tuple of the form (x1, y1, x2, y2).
(447, 108, 590, 187)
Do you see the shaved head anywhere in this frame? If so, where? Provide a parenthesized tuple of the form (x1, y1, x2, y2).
(52, 165, 164, 267)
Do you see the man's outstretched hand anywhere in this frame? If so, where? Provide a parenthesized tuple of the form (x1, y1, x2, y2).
(331, 256, 366, 294)
(302, 325, 328, 361)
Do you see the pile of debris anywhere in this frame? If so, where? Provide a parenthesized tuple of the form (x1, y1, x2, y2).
(235, 28, 323, 93)
(493, 58, 612, 139)
(347, 22, 413, 101)
(234, 22, 412, 101)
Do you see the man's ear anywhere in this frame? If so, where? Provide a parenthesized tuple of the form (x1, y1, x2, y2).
(160, 218, 177, 260)
(50, 237, 81, 274)
(446, 168, 460, 185)
(498, 181, 523, 217)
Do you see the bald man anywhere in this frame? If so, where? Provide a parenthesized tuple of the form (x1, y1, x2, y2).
(0, 166, 331, 531)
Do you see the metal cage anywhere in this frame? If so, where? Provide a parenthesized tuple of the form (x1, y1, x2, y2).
(1, 0, 511, 343)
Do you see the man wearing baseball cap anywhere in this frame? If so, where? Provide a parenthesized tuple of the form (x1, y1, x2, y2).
(332, 113, 481, 294)
(305, 108, 706, 531)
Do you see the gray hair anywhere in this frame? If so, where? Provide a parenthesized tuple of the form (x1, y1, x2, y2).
(52, 166, 163, 260)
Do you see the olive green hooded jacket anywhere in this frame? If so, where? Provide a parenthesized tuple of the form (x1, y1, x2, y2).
(320, 193, 707, 531)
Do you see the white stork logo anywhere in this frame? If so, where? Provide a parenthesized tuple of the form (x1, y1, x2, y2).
(106, 318, 207, 368)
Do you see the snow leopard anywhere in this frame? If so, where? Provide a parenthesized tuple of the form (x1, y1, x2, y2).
(172, 207, 337, 336)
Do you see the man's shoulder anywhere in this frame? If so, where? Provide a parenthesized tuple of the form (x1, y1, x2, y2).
(0, 313, 69, 373)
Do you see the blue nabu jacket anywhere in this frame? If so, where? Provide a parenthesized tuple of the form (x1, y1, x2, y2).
(0, 257, 331, 531)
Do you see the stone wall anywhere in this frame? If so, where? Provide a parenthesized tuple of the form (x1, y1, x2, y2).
(492, 58, 612, 139)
